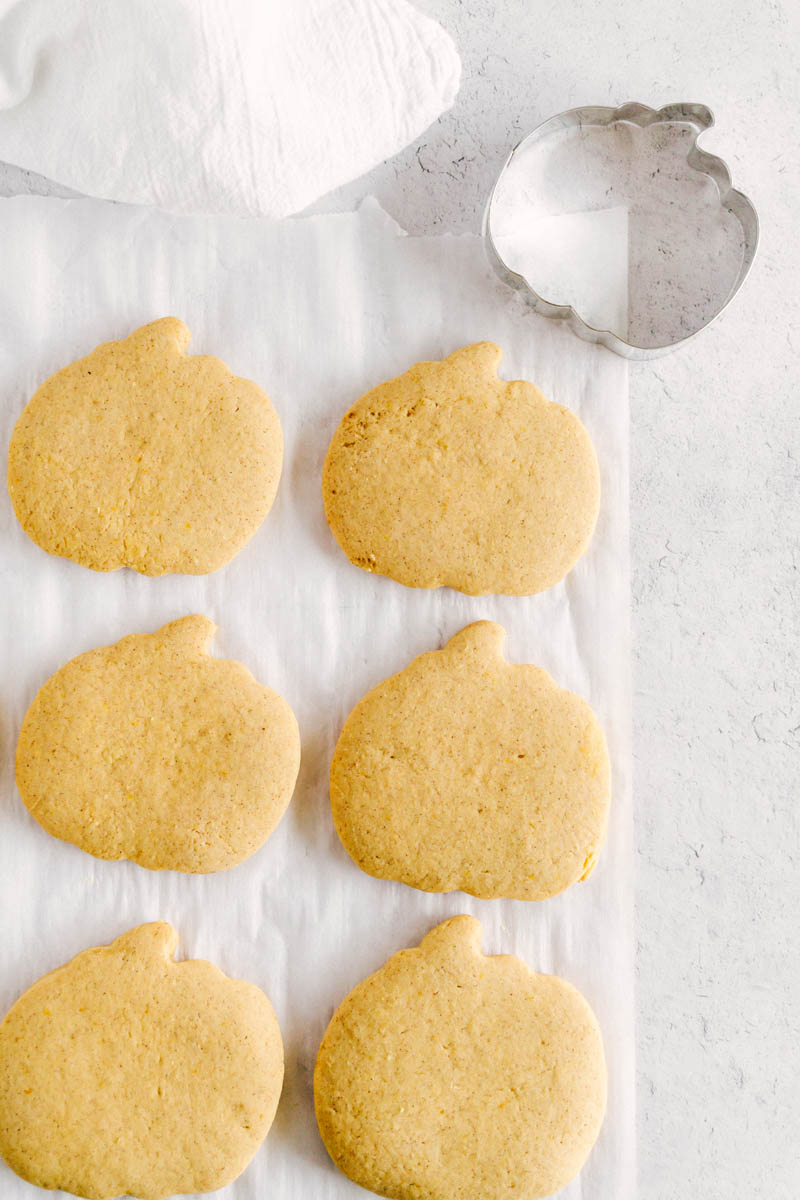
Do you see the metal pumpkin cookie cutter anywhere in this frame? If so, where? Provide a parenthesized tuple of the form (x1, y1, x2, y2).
(484, 102, 759, 359)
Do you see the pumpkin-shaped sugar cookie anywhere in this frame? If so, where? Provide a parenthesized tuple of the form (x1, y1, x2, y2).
(0, 923, 283, 1199)
(322, 343, 600, 595)
(315, 915, 606, 1200)
(8, 318, 282, 575)
(16, 615, 300, 873)
(331, 621, 610, 900)
(331, 624, 614, 897)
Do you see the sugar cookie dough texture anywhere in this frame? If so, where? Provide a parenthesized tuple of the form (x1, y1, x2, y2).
(322, 343, 600, 595)
(331, 621, 610, 900)
(16, 615, 300, 873)
(315, 915, 607, 1200)
(0, 923, 283, 1200)
(8, 318, 283, 574)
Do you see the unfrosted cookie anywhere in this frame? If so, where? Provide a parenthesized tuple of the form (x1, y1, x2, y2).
(0, 922, 283, 1200)
(322, 343, 600, 595)
(315, 915, 606, 1200)
(8, 318, 282, 575)
(16, 615, 300, 873)
(330, 621, 610, 900)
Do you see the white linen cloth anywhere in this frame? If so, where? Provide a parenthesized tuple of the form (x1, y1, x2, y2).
(0, 0, 460, 215)
(0, 195, 633, 1199)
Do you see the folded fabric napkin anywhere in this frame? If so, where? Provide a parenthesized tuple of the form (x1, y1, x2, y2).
(0, 0, 460, 216)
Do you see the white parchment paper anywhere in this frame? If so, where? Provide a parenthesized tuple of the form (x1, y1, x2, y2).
(0, 196, 632, 1200)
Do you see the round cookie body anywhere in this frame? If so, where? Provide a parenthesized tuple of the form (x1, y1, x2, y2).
(15, 615, 301, 873)
(330, 621, 610, 900)
(314, 916, 607, 1200)
(322, 342, 600, 596)
(8, 318, 283, 575)
(0, 923, 283, 1200)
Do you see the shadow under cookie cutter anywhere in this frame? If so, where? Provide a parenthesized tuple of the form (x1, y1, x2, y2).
(484, 102, 759, 360)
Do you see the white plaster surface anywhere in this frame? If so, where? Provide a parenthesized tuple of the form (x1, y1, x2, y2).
(0, 1, 798, 1196)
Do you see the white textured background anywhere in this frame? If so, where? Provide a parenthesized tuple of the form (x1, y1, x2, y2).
(1, 1, 798, 1198)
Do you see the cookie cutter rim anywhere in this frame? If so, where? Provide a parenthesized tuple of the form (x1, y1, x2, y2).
(483, 102, 760, 361)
